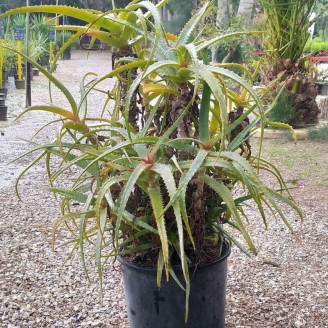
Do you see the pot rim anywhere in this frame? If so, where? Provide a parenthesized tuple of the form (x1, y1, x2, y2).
(117, 240, 231, 273)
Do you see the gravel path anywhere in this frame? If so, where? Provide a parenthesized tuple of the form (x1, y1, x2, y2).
(1, 50, 328, 328)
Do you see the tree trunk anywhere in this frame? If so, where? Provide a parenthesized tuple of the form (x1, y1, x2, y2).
(216, 0, 230, 29)
(237, 0, 255, 25)
(317, 95, 328, 120)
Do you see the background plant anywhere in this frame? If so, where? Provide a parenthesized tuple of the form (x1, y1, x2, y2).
(260, 0, 328, 127)
(305, 36, 328, 53)
(163, 0, 195, 35)
(308, 124, 328, 139)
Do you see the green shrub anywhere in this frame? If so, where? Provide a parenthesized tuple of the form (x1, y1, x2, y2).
(55, 31, 74, 48)
(266, 90, 297, 124)
(305, 37, 328, 52)
(308, 125, 328, 140)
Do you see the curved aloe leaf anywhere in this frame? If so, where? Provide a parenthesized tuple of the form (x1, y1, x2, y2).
(15, 151, 46, 201)
(208, 65, 264, 114)
(116, 163, 148, 247)
(161, 149, 208, 216)
(120, 12, 138, 43)
(129, 1, 162, 71)
(181, 43, 199, 101)
(143, 84, 180, 96)
(148, 185, 169, 279)
(59, 26, 127, 49)
(49, 188, 88, 203)
(96, 206, 108, 303)
(196, 31, 265, 53)
(191, 65, 227, 151)
(177, 2, 209, 45)
(17, 106, 75, 121)
(78, 193, 94, 281)
(199, 175, 256, 254)
(0, 6, 122, 33)
(152, 163, 188, 281)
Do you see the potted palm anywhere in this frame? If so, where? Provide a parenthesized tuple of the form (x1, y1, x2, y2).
(0, 2, 302, 327)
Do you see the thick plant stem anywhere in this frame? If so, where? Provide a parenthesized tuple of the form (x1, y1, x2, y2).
(199, 50, 211, 144)
(199, 83, 211, 144)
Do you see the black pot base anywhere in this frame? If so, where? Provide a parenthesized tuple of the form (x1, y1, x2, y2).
(15, 80, 26, 89)
(0, 105, 8, 121)
(0, 88, 7, 99)
(119, 241, 231, 328)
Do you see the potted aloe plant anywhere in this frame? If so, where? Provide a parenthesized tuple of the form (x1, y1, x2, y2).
(0, 1, 302, 327)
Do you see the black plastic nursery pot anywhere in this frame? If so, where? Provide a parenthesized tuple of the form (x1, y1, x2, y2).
(63, 48, 72, 60)
(15, 80, 25, 89)
(0, 105, 7, 121)
(0, 96, 5, 106)
(33, 68, 40, 76)
(118, 240, 231, 328)
(2, 70, 9, 81)
(0, 88, 7, 99)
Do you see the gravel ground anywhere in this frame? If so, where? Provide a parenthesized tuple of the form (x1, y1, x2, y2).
(1, 50, 328, 328)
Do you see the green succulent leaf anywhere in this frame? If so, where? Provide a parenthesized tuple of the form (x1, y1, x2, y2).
(161, 149, 208, 216)
(0, 6, 123, 32)
(49, 188, 88, 203)
(147, 185, 169, 279)
(152, 163, 187, 280)
(199, 175, 257, 254)
(116, 163, 149, 248)
(177, 2, 209, 45)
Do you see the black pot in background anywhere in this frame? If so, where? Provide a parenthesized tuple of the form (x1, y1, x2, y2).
(63, 47, 72, 60)
(0, 95, 5, 106)
(9, 68, 16, 76)
(39, 55, 50, 67)
(0, 105, 7, 121)
(2, 70, 9, 81)
(0, 88, 8, 99)
(33, 68, 40, 76)
(118, 241, 231, 328)
(15, 80, 25, 89)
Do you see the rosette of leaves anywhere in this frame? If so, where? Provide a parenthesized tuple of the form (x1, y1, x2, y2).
(0, 0, 302, 320)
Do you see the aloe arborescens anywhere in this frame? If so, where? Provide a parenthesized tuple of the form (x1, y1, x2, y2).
(0, 0, 302, 321)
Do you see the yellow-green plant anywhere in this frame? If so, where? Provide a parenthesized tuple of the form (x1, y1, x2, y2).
(0, 0, 302, 321)
(3, 39, 18, 70)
